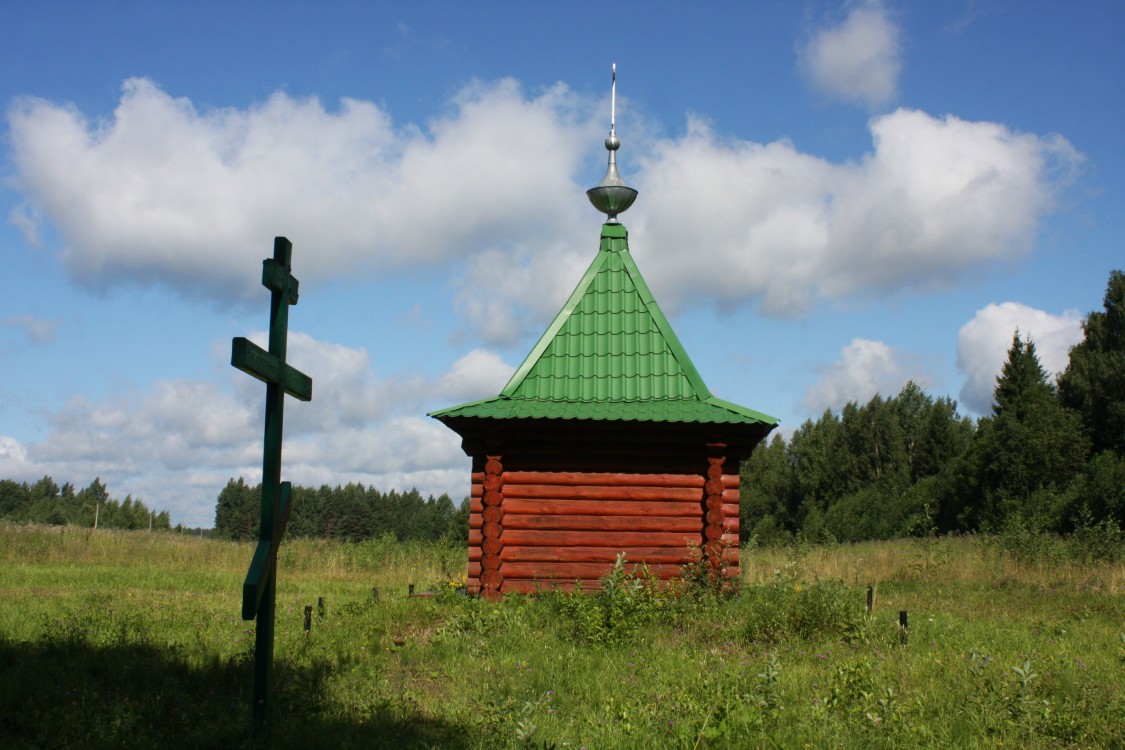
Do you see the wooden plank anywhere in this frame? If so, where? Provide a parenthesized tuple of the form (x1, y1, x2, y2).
(501, 561, 685, 580)
(500, 546, 701, 563)
(502, 471, 705, 488)
(502, 498, 701, 517)
(497, 529, 702, 547)
(468, 546, 481, 562)
(502, 514, 702, 532)
(230, 337, 312, 401)
(502, 484, 704, 501)
(502, 497, 702, 518)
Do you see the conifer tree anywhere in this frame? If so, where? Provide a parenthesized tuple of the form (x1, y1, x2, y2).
(1058, 269, 1125, 456)
(976, 333, 1088, 529)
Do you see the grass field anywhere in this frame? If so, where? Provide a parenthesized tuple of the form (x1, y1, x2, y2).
(1, 523, 1122, 748)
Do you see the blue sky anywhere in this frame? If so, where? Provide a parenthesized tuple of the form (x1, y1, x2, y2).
(2, 1, 1122, 527)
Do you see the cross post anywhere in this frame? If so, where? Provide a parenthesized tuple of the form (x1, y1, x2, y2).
(231, 236, 313, 735)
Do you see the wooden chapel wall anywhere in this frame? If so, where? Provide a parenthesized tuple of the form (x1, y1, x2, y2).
(465, 444, 741, 596)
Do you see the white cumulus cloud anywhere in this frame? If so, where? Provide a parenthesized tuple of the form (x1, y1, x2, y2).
(634, 109, 1081, 317)
(799, 0, 902, 107)
(803, 337, 931, 413)
(7, 77, 1082, 340)
(7, 77, 598, 302)
(956, 302, 1084, 415)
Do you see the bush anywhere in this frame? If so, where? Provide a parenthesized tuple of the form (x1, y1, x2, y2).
(742, 577, 868, 643)
(545, 553, 675, 646)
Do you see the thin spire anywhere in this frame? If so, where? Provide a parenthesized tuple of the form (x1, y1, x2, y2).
(587, 63, 637, 224)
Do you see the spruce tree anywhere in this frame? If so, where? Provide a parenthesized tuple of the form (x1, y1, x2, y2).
(1058, 269, 1125, 456)
(977, 333, 1088, 529)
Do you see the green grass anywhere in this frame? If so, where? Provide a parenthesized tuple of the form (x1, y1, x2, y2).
(1, 523, 1122, 748)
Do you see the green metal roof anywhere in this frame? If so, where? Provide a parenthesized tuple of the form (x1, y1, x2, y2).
(430, 223, 777, 426)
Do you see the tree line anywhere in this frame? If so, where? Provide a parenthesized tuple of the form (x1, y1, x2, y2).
(741, 270, 1125, 545)
(0, 476, 172, 530)
(213, 478, 469, 543)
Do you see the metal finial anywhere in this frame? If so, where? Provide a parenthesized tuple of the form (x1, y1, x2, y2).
(587, 63, 637, 223)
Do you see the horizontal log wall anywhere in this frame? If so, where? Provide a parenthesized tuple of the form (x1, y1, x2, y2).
(463, 465, 741, 594)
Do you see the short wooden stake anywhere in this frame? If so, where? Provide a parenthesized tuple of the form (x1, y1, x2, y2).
(866, 586, 874, 613)
(899, 610, 908, 645)
(371, 586, 380, 601)
(317, 597, 325, 618)
(303, 606, 312, 636)
(408, 583, 415, 596)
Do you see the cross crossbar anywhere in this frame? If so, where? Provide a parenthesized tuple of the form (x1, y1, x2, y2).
(231, 337, 312, 401)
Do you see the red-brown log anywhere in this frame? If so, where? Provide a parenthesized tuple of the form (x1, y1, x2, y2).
(485, 459, 502, 475)
(469, 561, 481, 578)
(502, 498, 702, 517)
(722, 489, 740, 502)
(706, 463, 724, 479)
(468, 545, 482, 562)
(502, 471, 706, 488)
(497, 529, 703, 547)
(469, 512, 483, 529)
(704, 525, 723, 540)
(721, 533, 740, 547)
(500, 561, 684, 580)
(482, 537, 502, 555)
(723, 518, 740, 533)
(480, 569, 503, 587)
(500, 545, 701, 563)
(482, 521, 502, 539)
(470, 496, 483, 512)
(483, 490, 503, 506)
(705, 509, 725, 525)
(502, 514, 703, 533)
(483, 474, 503, 491)
(722, 474, 739, 489)
(502, 484, 705, 502)
(469, 529, 482, 546)
(483, 506, 503, 523)
(481, 555, 501, 571)
(721, 502, 740, 517)
(704, 478, 725, 495)
(705, 496, 724, 511)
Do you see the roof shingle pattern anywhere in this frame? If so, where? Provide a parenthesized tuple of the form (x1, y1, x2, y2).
(430, 223, 776, 426)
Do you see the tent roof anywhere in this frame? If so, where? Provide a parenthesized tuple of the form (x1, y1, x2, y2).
(430, 223, 777, 428)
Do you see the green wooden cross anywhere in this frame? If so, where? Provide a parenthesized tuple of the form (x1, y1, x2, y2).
(231, 236, 312, 735)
